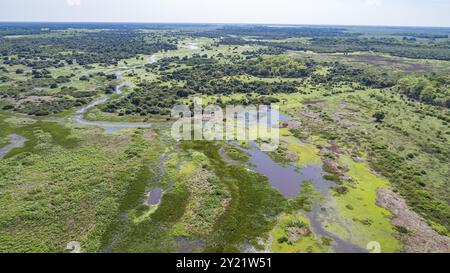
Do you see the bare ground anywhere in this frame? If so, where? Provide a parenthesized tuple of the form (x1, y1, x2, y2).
(15, 96, 55, 107)
(377, 188, 450, 253)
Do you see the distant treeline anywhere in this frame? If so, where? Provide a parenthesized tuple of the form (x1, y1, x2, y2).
(198, 25, 351, 39)
(0, 31, 176, 66)
(219, 35, 450, 61)
(392, 32, 449, 39)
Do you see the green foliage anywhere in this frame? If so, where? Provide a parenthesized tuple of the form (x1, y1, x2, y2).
(0, 30, 176, 66)
(397, 75, 450, 108)
(1, 23, 449, 253)
(298, 90, 450, 232)
(0, 125, 151, 252)
(288, 181, 321, 212)
(227, 34, 450, 61)
(224, 145, 250, 161)
(0, 116, 79, 159)
(16, 97, 90, 116)
(180, 141, 286, 252)
(373, 111, 386, 123)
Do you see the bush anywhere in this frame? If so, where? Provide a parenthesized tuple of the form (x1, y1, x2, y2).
(277, 236, 289, 244)
(373, 111, 386, 123)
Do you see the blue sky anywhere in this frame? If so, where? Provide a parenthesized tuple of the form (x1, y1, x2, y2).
(0, 0, 449, 27)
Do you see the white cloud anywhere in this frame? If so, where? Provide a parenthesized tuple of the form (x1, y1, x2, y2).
(365, 0, 382, 7)
(66, 0, 81, 7)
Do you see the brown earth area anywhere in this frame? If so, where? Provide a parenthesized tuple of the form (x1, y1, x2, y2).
(377, 188, 450, 253)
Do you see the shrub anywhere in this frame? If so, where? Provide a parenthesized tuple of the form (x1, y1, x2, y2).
(277, 236, 289, 244)
(373, 111, 386, 123)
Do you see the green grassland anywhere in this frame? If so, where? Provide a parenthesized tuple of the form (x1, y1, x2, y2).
(0, 114, 157, 252)
(0, 24, 449, 253)
(271, 213, 330, 253)
(280, 89, 450, 235)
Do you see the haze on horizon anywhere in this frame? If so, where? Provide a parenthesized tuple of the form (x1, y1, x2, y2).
(0, 0, 450, 28)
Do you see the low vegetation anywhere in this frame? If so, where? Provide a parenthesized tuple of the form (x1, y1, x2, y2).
(0, 23, 449, 253)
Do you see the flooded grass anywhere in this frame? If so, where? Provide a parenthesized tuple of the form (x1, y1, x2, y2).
(324, 154, 402, 252)
(0, 118, 79, 159)
(271, 213, 330, 253)
(181, 141, 286, 252)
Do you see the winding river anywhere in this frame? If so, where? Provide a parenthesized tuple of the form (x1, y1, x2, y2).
(71, 49, 362, 252)
(73, 55, 159, 132)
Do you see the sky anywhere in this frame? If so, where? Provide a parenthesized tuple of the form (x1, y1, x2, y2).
(0, 0, 449, 27)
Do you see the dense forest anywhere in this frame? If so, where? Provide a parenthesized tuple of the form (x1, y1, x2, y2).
(0, 31, 176, 66)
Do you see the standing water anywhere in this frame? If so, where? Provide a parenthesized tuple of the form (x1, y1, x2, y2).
(239, 143, 366, 253)
(147, 188, 163, 205)
(234, 105, 366, 253)
(73, 55, 160, 132)
(0, 134, 27, 159)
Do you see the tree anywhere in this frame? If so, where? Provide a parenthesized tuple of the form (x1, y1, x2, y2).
(176, 90, 189, 98)
(373, 111, 386, 123)
(420, 86, 436, 104)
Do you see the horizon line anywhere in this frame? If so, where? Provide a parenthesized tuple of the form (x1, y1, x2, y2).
(0, 20, 449, 29)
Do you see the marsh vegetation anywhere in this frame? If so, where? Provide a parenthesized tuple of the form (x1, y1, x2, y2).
(0, 23, 449, 253)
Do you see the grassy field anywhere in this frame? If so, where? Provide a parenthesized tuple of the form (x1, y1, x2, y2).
(0, 113, 157, 252)
(1, 25, 449, 253)
(278, 89, 450, 236)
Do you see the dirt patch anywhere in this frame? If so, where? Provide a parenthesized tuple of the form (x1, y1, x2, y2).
(287, 226, 311, 244)
(338, 103, 347, 110)
(285, 151, 299, 162)
(4, 117, 37, 125)
(341, 54, 431, 73)
(327, 140, 343, 154)
(290, 51, 437, 73)
(321, 157, 352, 182)
(330, 111, 355, 127)
(298, 109, 321, 120)
(322, 158, 340, 173)
(377, 188, 450, 253)
(303, 99, 326, 107)
(142, 129, 156, 141)
(319, 144, 354, 182)
(82, 128, 132, 150)
(15, 96, 55, 107)
(287, 120, 302, 130)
